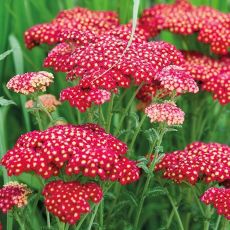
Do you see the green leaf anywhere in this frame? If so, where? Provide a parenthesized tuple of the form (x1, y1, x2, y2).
(144, 128, 160, 144)
(146, 186, 168, 198)
(125, 191, 138, 207)
(0, 97, 16, 106)
(0, 49, 13, 61)
(16, 173, 43, 191)
(137, 162, 150, 174)
(127, 112, 139, 128)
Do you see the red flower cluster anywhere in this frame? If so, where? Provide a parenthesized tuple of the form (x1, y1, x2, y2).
(1, 124, 140, 184)
(156, 142, 230, 184)
(182, 52, 230, 82)
(60, 86, 111, 112)
(145, 102, 185, 126)
(140, 0, 230, 54)
(202, 71, 230, 105)
(24, 7, 119, 49)
(44, 27, 199, 110)
(43, 180, 103, 224)
(6, 71, 54, 95)
(182, 52, 230, 105)
(201, 187, 230, 220)
(0, 182, 31, 213)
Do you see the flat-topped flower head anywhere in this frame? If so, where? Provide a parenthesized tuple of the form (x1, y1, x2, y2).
(7, 71, 54, 95)
(202, 72, 230, 105)
(145, 102, 185, 126)
(42, 27, 191, 111)
(60, 86, 111, 112)
(24, 7, 119, 49)
(156, 142, 230, 184)
(139, 1, 229, 55)
(43, 180, 103, 224)
(182, 52, 230, 82)
(1, 124, 140, 184)
(155, 65, 199, 93)
(201, 187, 230, 220)
(0, 182, 31, 213)
(25, 94, 61, 112)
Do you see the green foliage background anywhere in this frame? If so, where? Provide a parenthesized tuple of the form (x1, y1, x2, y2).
(0, 0, 229, 229)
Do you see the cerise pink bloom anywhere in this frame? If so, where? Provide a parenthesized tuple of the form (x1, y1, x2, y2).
(24, 7, 119, 49)
(43, 180, 103, 224)
(156, 142, 230, 184)
(201, 187, 230, 220)
(0, 182, 31, 213)
(7, 71, 54, 95)
(139, 0, 230, 55)
(145, 102, 185, 126)
(1, 124, 140, 185)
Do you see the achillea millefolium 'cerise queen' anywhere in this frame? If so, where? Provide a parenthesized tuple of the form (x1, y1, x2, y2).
(155, 142, 230, 185)
(145, 101, 185, 126)
(1, 124, 140, 185)
(43, 27, 198, 111)
(182, 52, 230, 105)
(201, 187, 230, 220)
(43, 181, 103, 224)
(139, 0, 230, 54)
(0, 182, 31, 213)
(24, 7, 119, 49)
(25, 94, 61, 112)
(6, 71, 54, 95)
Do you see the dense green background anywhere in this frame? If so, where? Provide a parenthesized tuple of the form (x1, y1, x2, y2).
(0, 0, 230, 229)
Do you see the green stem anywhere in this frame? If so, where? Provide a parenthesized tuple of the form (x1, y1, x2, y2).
(14, 212, 26, 230)
(134, 174, 151, 229)
(128, 114, 146, 156)
(46, 208, 51, 229)
(191, 187, 205, 217)
(74, 212, 89, 230)
(99, 105, 106, 128)
(76, 109, 82, 124)
(166, 209, 175, 229)
(58, 222, 65, 230)
(166, 190, 184, 230)
(35, 111, 43, 130)
(221, 217, 230, 230)
(87, 205, 100, 230)
(106, 93, 115, 132)
(114, 84, 143, 136)
(204, 205, 212, 230)
(99, 199, 104, 230)
(134, 124, 166, 229)
(214, 215, 222, 230)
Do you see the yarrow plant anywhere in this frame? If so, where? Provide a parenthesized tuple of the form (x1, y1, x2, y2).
(6, 71, 54, 95)
(0, 1, 229, 230)
(0, 182, 31, 213)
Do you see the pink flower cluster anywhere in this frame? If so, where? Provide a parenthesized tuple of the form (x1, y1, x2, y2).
(60, 86, 111, 112)
(7, 71, 54, 95)
(202, 71, 230, 105)
(156, 142, 230, 184)
(1, 124, 140, 185)
(140, 0, 230, 54)
(182, 52, 230, 105)
(0, 182, 31, 213)
(24, 7, 119, 49)
(145, 102, 185, 126)
(43, 180, 103, 224)
(44, 27, 199, 111)
(201, 187, 230, 220)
